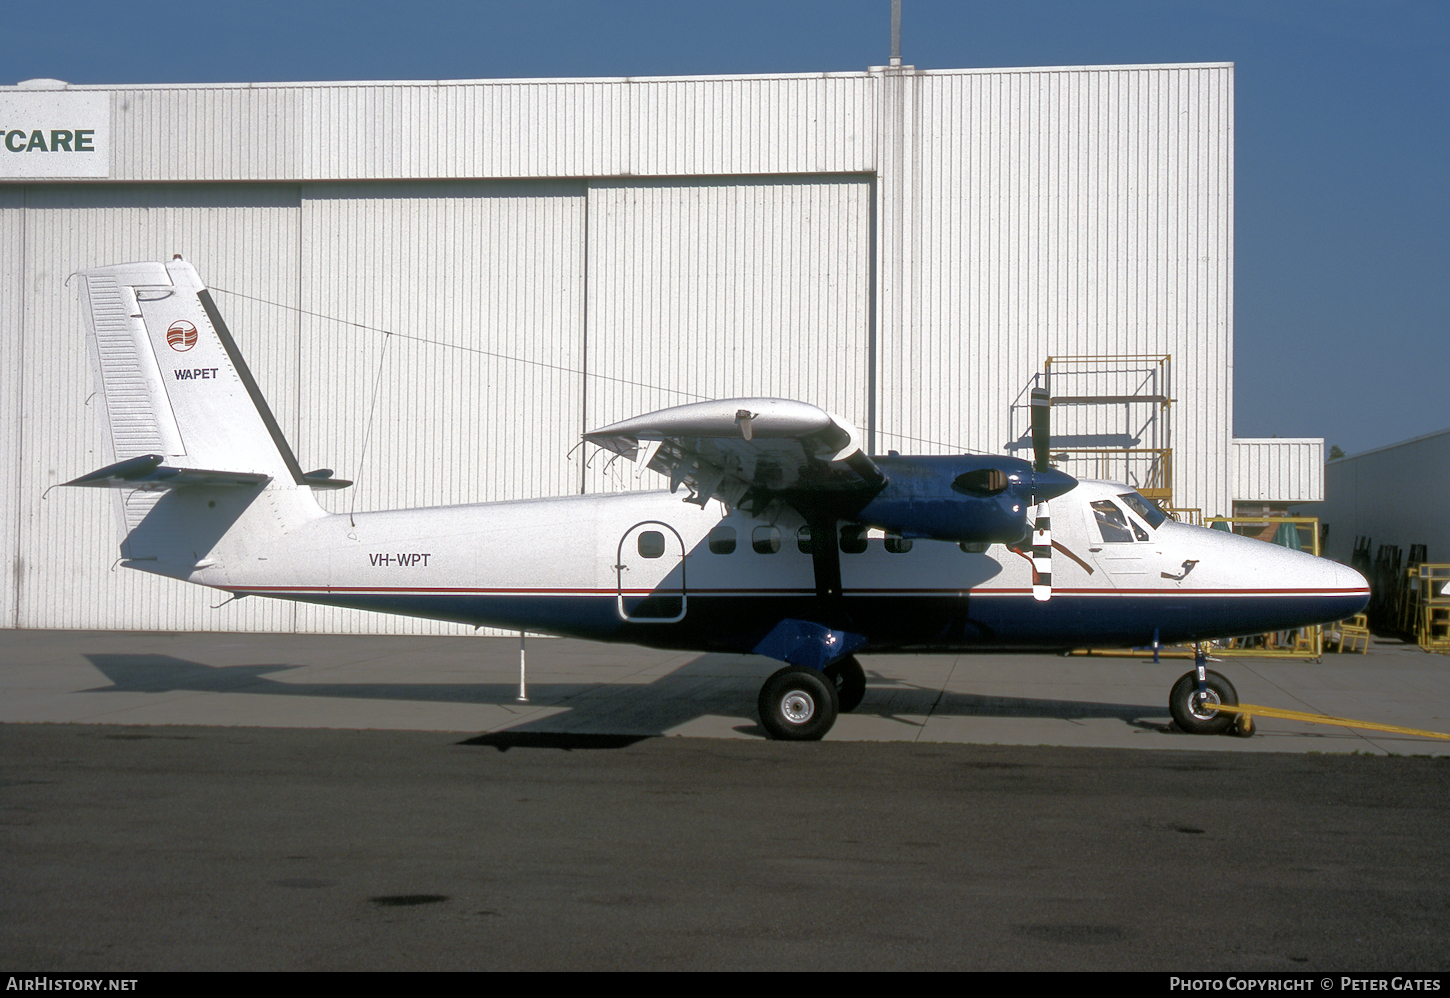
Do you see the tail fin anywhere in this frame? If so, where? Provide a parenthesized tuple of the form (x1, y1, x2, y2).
(68, 258, 337, 574)
(72, 257, 320, 486)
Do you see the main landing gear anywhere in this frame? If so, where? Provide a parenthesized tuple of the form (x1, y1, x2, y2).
(823, 655, 866, 713)
(757, 656, 866, 741)
(1169, 649, 1254, 737)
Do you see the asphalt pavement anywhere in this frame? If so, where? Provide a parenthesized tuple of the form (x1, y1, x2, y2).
(3, 629, 1449, 971)
(3, 629, 1449, 754)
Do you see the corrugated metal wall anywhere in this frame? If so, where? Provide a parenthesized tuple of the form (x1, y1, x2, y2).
(1, 188, 23, 627)
(875, 65, 1234, 516)
(297, 180, 587, 511)
(109, 75, 877, 182)
(4, 184, 301, 630)
(582, 175, 872, 495)
(1, 64, 1261, 632)
(1311, 430, 1450, 563)
(1233, 439, 1325, 503)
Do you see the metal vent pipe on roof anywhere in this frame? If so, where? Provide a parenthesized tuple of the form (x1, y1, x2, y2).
(890, 0, 902, 66)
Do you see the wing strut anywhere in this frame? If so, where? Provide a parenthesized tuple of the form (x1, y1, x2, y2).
(805, 513, 842, 601)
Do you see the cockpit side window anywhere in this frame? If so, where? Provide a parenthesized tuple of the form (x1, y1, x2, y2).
(1118, 491, 1167, 529)
(1091, 500, 1136, 543)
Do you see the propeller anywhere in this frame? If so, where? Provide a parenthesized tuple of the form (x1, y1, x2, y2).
(1029, 386, 1055, 602)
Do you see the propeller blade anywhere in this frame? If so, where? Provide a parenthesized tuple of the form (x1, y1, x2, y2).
(1027, 387, 1061, 600)
(1031, 502, 1053, 602)
(1030, 387, 1052, 473)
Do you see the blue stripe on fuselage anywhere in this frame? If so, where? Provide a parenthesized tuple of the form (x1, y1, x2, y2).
(233, 589, 1368, 655)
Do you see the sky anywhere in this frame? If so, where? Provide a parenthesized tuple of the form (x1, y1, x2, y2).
(7, 0, 1446, 457)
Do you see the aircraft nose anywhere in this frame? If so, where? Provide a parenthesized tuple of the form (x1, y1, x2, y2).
(1332, 560, 1372, 616)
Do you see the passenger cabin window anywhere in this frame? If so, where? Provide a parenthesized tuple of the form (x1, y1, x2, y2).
(839, 525, 868, 554)
(637, 531, 666, 559)
(1091, 500, 1137, 543)
(797, 526, 813, 554)
(884, 532, 912, 554)
(752, 525, 781, 554)
(708, 525, 736, 554)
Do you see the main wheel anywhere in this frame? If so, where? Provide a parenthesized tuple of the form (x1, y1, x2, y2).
(758, 666, 839, 741)
(823, 656, 867, 713)
(1169, 669, 1239, 735)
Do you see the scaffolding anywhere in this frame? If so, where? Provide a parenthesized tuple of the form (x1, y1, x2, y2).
(1409, 564, 1450, 653)
(1013, 354, 1176, 506)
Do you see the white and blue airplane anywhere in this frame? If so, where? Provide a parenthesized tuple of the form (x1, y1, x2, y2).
(64, 258, 1370, 740)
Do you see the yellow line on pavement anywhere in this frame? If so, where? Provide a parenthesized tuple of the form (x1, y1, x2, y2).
(1212, 703, 1450, 741)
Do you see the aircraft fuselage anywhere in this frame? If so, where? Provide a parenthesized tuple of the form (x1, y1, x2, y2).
(153, 479, 1368, 655)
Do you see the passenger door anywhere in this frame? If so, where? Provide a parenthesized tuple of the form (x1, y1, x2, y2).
(616, 522, 687, 622)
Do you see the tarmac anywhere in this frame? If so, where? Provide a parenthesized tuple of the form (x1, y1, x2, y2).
(6, 629, 1450, 971)
(3, 628, 1447, 753)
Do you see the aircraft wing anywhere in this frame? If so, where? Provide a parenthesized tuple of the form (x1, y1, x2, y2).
(584, 398, 884, 512)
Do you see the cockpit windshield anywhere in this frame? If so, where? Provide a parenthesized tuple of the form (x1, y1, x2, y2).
(1118, 491, 1167, 529)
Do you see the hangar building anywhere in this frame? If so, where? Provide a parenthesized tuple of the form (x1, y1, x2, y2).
(0, 62, 1323, 634)
(1308, 429, 1450, 565)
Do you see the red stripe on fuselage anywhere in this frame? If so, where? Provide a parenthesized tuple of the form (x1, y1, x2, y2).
(222, 585, 1369, 598)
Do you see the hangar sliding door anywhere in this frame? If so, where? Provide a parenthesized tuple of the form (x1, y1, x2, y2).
(5, 175, 866, 632)
(582, 175, 873, 494)
(6, 184, 301, 632)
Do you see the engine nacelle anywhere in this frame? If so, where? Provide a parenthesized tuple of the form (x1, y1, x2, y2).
(851, 455, 1075, 544)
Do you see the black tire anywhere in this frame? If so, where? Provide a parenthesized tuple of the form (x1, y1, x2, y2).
(758, 666, 839, 741)
(1169, 669, 1239, 735)
(823, 656, 867, 713)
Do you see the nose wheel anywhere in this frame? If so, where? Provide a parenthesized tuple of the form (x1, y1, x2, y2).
(758, 665, 840, 740)
(1169, 668, 1239, 735)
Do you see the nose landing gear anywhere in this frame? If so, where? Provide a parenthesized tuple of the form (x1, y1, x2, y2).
(1168, 647, 1247, 736)
(1169, 668, 1239, 735)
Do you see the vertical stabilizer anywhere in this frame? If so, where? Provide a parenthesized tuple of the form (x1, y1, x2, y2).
(73, 258, 326, 577)
(77, 258, 303, 484)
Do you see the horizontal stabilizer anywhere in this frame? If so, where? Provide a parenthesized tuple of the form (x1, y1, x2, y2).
(301, 468, 353, 490)
(63, 454, 271, 491)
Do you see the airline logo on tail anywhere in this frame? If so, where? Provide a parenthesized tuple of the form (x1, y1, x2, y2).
(166, 320, 197, 351)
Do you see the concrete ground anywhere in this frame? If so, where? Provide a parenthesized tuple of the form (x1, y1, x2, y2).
(2, 628, 1447, 754)
(6, 629, 1450, 971)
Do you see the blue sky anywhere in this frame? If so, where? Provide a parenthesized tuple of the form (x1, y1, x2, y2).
(8, 0, 1446, 456)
